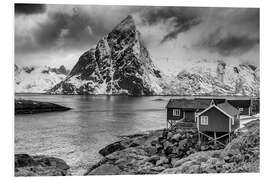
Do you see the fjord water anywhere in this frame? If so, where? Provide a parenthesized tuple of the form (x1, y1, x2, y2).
(15, 94, 169, 175)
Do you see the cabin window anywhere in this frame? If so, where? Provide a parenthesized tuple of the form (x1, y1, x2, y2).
(173, 109, 181, 116)
(200, 116, 208, 125)
(239, 108, 243, 112)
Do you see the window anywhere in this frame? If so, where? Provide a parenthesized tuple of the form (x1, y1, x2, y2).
(239, 108, 243, 112)
(173, 109, 181, 116)
(200, 116, 208, 125)
(232, 117, 235, 125)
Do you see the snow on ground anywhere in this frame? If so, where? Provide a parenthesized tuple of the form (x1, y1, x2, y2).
(239, 114, 260, 129)
(15, 65, 66, 93)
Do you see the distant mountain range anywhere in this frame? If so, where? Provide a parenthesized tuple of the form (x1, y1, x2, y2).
(15, 15, 260, 96)
(15, 65, 69, 93)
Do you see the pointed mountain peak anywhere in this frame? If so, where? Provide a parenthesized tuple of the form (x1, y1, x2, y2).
(114, 15, 136, 31)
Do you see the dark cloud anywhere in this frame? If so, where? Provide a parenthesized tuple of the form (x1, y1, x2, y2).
(15, 4, 46, 15)
(195, 28, 259, 56)
(230, 8, 259, 33)
(141, 7, 202, 43)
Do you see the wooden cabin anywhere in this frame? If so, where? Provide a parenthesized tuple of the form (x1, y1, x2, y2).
(195, 102, 240, 145)
(227, 99, 251, 115)
(166, 99, 220, 128)
(166, 98, 243, 146)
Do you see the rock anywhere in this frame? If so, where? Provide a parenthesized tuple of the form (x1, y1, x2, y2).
(15, 154, 70, 176)
(99, 141, 126, 156)
(172, 133, 181, 141)
(88, 164, 123, 175)
(178, 139, 188, 150)
(145, 155, 160, 164)
(151, 139, 159, 146)
(167, 132, 173, 139)
(200, 145, 207, 151)
(15, 99, 71, 114)
(15, 154, 35, 168)
(143, 146, 157, 156)
(156, 156, 169, 166)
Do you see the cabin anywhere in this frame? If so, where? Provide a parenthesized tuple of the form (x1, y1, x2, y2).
(227, 100, 251, 115)
(165, 98, 256, 146)
(166, 99, 212, 129)
(195, 102, 240, 145)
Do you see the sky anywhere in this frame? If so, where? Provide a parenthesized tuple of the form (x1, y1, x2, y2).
(14, 4, 259, 72)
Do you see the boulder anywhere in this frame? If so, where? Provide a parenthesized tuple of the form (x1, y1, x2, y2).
(15, 154, 70, 176)
(172, 133, 181, 142)
(99, 141, 126, 156)
(15, 154, 35, 168)
(156, 156, 169, 166)
(178, 139, 188, 150)
(146, 155, 160, 164)
(88, 164, 123, 175)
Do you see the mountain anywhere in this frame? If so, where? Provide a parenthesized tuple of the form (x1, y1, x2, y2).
(48, 15, 163, 95)
(15, 65, 68, 93)
(160, 60, 259, 96)
(47, 15, 259, 96)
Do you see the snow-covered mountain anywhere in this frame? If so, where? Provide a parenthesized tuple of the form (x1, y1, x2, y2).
(15, 65, 69, 93)
(160, 60, 259, 96)
(43, 15, 259, 96)
(48, 15, 163, 95)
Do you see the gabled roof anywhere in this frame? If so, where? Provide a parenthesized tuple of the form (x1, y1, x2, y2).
(217, 102, 239, 116)
(166, 99, 212, 109)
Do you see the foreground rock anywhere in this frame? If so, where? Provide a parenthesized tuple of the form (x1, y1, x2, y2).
(85, 119, 259, 175)
(15, 154, 70, 176)
(162, 120, 259, 174)
(85, 128, 222, 175)
(15, 99, 71, 114)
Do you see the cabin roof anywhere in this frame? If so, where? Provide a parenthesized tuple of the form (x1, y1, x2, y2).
(217, 102, 239, 116)
(166, 99, 212, 109)
(227, 100, 251, 108)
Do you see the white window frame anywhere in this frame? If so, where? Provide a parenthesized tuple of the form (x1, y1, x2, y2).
(173, 109, 181, 116)
(200, 116, 208, 125)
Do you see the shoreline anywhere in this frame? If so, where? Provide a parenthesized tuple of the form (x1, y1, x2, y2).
(84, 118, 259, 175)
(14, 117, 259, 176)
(15, 93, 259, 98)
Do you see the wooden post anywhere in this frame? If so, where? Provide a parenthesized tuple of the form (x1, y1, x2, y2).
(214, 131, 217, 145)
(198, 131, 201, 145)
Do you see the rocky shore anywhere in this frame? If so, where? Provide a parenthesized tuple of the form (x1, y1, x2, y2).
(85, 119, 259, 175)
(15, 154, 71, 176)
(15, 99, 71, 114)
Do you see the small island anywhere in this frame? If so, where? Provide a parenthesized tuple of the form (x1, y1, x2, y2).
(15, 99, 71, 114)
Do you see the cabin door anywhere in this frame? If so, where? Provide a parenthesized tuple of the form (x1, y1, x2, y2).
(185, 111, 195, 122)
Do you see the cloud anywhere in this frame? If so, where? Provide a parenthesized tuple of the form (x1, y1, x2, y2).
(140, 7, 202, 43)
(15, 4, 46, 15)
(14, 5, 259, 69)
(194, 28, 259, 56)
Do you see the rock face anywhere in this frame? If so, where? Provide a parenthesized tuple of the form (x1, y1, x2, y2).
(15, 65, 68, 93)
(15, 99, 71, 114)
(15, 154, 70, 176)
(160, 60, 259, 96)
(48, 15, 162, 96)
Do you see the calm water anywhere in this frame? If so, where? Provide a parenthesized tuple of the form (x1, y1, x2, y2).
(15, 94, 173, 175)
